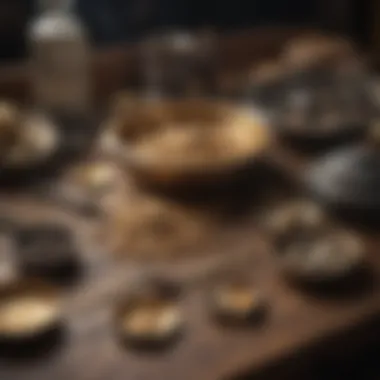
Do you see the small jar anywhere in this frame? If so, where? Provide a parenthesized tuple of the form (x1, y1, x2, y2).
(27, 0, 92, 115)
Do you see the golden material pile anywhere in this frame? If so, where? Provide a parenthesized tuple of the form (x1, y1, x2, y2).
(0, 281, 61, 339)
(104, 189, 215, 261)
(102, 97, 270, 175)
(0, 296, 58, 336)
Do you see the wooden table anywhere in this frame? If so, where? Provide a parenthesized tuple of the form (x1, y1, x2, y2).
(0, 28, 379, 380)
(0, 143, 379, 380)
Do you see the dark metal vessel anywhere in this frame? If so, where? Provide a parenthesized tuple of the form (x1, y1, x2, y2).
(305, 124, 380, 225)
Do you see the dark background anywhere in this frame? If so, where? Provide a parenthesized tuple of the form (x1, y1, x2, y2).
(74, 0, 316, 44)
(0, 0, 372, 62)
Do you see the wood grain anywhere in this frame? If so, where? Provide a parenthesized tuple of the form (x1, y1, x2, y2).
(0, 145, 379, 380)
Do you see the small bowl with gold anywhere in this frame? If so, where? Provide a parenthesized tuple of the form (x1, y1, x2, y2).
(0, 279, 63, 351)
(115, 278, 184, 350)
(279, 230, 366, 287)
(100, 95, 272, 192)
(208, 274, 267, 326)
(261, 200, 328, 249)
(0, 101, 60, 182)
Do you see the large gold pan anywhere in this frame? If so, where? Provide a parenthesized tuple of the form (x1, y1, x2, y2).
(101, 98, 272, 190)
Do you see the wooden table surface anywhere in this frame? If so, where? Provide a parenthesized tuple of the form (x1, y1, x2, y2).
(0, 142, 379, 380)
(0, 28, 378, 380)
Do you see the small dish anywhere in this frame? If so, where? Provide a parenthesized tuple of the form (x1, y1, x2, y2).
(279, 231, 366, 285)
(115, 279, 183, 350)
(0, 279, 62, 346)
(0, 102, 61, 186)
(0, 103, 59, 170)
(206, 268, 268, 326)
(305, 121, 380, 226)
(14, 224, 80, 283)
(208, 274, 267, 326)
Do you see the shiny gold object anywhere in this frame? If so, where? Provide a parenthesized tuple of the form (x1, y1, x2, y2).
(210, 279, 266, 324)
(0, 280, 61, 341)
(102, 97, 271, 188)
(120, 299, 181, 338)
(116, 283, 183, 349)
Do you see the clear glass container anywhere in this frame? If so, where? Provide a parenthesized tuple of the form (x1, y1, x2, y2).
(140, 30, 217, 99)
(27, 0, 91, 115)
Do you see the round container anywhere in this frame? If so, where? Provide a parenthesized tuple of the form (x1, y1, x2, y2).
(0, 103, 60, 185)
(14, 224, 80, 283)
(208, 277, 267, 326)
(100, 97, 272, 193)
(0, 109, 59, 169)
(0, 279, 63, 349)
(273, 79, 372, 153)
(274, 37, 373, 153)
(115, 279, 183, 350)
(305, 122, 380, 226)
(279, 231, 366, 286)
